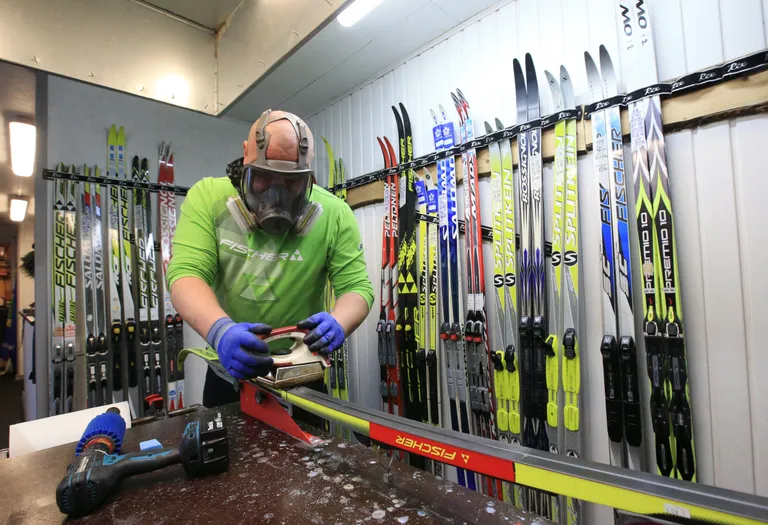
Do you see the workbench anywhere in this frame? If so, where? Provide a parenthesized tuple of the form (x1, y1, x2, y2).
(0, 403, 552, 524)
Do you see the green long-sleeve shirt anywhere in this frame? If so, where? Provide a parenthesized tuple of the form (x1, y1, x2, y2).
(166, 177, 373, 328)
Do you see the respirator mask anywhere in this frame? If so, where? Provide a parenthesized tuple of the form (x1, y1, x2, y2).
(227, 110, 319, 236)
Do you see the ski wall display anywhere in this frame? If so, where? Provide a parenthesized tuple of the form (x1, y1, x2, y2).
(618, 0, 696, 482)
(355, 31, 732, 521)
(45, 125, 184, 420)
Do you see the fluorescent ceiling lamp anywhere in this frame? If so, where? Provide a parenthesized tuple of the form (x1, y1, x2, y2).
(337, 0, 384, 27)
(10, 198, 28, 222)
(9, 121, 36, 177)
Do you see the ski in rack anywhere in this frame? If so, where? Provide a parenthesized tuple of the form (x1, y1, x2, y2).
(158, 143, 183, 410)
(514, 54, 553, 517)
(452, 88, 501, 499)
(80, 164, 98, 408)
(50, 163, 68, 415)
(62, 165, 78, 414)
(618, 0, 696, 482)
(135, 157, 164, 412)
(91, 165, 111, 407)
(115, 126, 139, 418)
(376, 135, 402, 428)
(415, 163, 441, 476)
(487, 116, 519, 505)
(585, 47, 645, 475)
(432, 104, 475, 490)
(544, 65, 583, 524)
(334, 156, 351, 434)
(132, 155, 152, 415)
(392, 103, 423, 470)
(106, 126, 127, 413)
(321, 137, 352, 440)
(166, 148, 185, 409)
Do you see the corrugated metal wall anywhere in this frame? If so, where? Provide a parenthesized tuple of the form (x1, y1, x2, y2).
(304, 0, 768, 504)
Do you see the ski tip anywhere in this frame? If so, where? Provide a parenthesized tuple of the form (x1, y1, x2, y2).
(560, 66, 575, 108)
(392, 106, 404, 134)
(484, 120, 493, 135)
(399, 102, 412, 129)
(599, 45, 618, 96)
(584, 51, 603, 102)
(495, 117, 504, 131)
(544, 70, 557, 88)
(599, 45, 616, 76)
(524, 53, 536, 71)
(545, 70, 564, 112)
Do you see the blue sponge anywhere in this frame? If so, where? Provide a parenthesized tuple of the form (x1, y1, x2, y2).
(75, 410, 127, 456)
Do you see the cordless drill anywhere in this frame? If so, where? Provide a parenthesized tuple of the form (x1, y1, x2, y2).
(56, 407, 229, 517)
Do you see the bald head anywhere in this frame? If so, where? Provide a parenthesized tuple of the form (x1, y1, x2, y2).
(242, 110, 315, 166)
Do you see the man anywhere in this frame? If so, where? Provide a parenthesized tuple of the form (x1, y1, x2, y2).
(167, 109, 373, 407)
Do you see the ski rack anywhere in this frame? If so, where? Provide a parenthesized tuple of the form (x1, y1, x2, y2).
(42, 169, 190, 196)
(241, 381, 768, 525)
(582, 47, 768, 118)
(43, 168, 184, 253)
(415, 211, 553, 256)
(309, 48, 768, 197)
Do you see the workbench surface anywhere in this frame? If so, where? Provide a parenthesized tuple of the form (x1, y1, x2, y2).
(0, 403, 551, 525)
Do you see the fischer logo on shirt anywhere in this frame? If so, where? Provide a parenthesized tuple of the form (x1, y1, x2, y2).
(219, 239, 303, 262)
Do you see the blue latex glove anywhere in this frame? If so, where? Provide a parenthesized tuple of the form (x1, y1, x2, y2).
(297, 312, 345, 355)
(206, 317, 273, 380)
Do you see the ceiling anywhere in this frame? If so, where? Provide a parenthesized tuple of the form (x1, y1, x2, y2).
(142, 0, 243, 30)
(0, 60, 36, 224)
(221, 0, 502, 122)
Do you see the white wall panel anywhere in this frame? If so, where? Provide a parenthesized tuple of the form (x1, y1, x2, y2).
(301, 0, 768, 509)
(731, 116, 768, 497)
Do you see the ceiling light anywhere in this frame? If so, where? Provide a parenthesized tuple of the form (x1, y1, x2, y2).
(337, 0, 385, 27)
(10, 198, 28, 222)
(9, 121, 36, 177)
